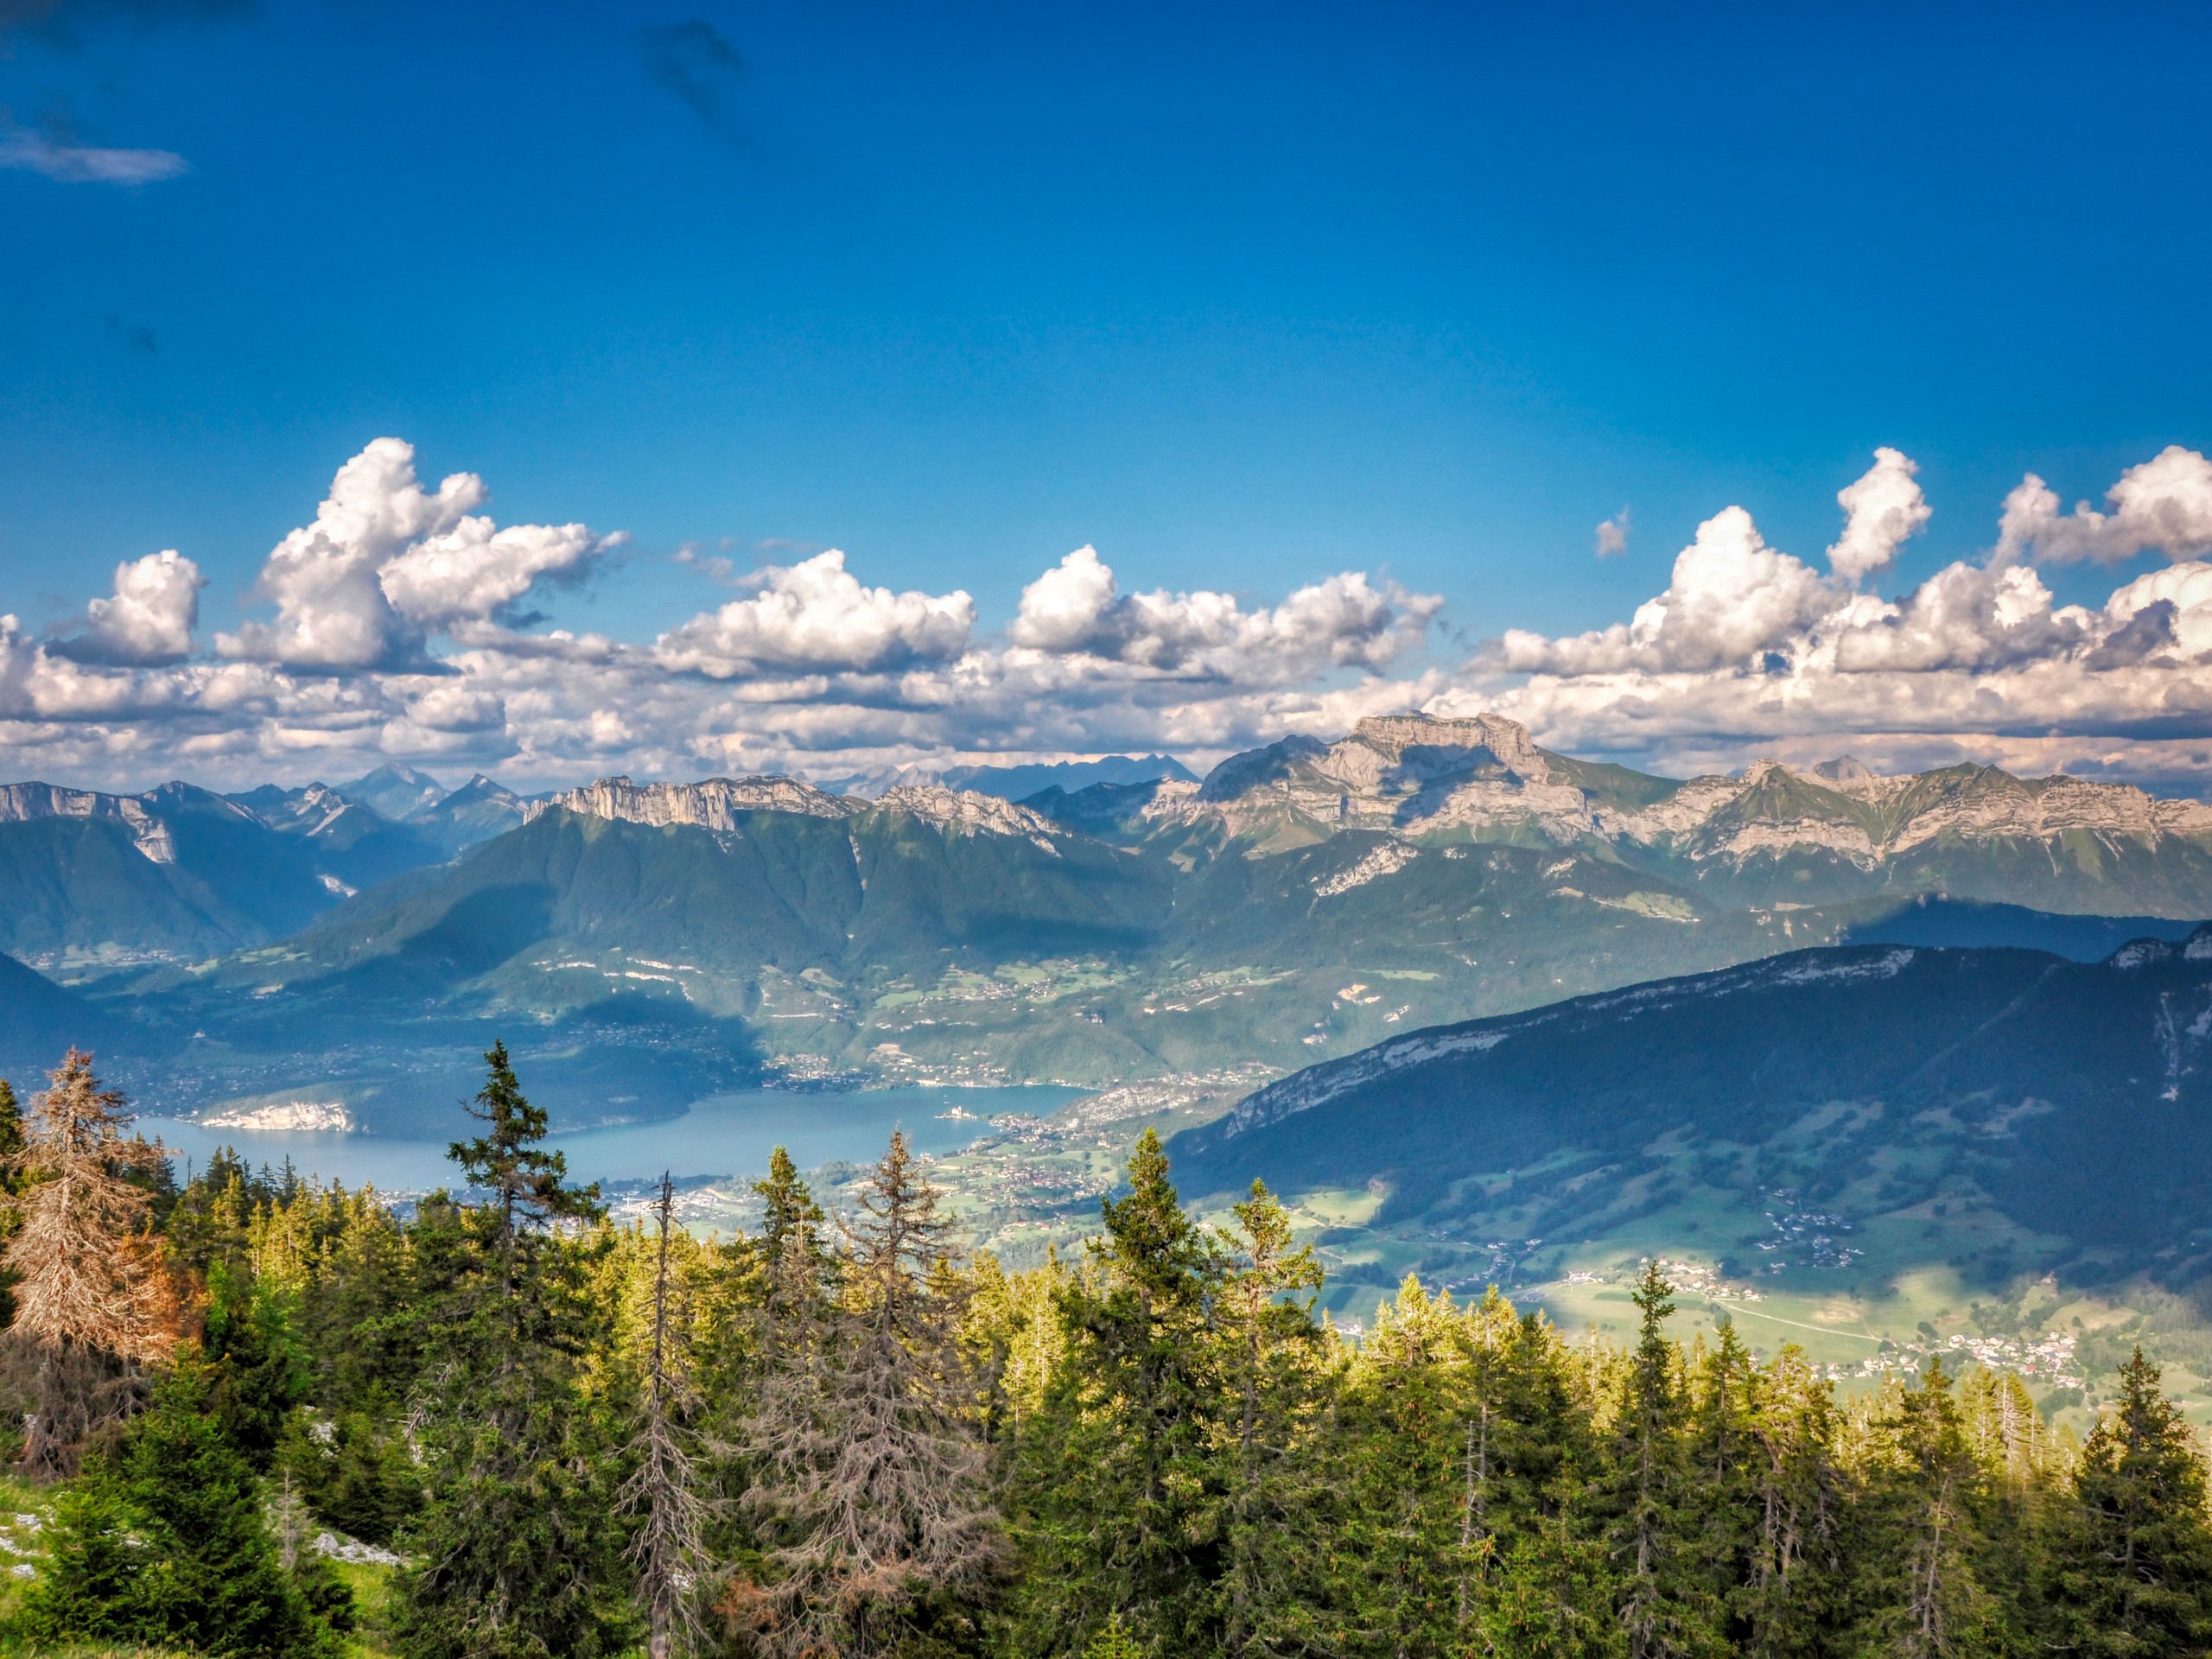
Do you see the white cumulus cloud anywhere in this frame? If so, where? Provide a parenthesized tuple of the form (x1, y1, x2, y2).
(382, 519, 609, 630)
(218, 438, 607, 671)
(1497, 505, 1831, 676)
(1827, 446, 1930, 585)
(59, 549, 205, 665)
(1996, 445, 2212, 566)
(16, 436, 2212, 798)
(654, 550, 976, 677)
(1010, 545, 1439, 678)
(1463, 444, 2212, 785)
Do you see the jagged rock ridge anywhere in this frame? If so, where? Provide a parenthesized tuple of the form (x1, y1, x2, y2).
(526, 774, 857, 830)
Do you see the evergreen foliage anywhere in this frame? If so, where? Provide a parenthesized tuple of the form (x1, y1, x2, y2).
(742, 1131, 1000, 1657)
(8, 1357, 339, 1658)
(1006, 1127, 1226, 1655)
(2046, 1348, 2212, 1654)
(388, 1043, 630, 1659)
(0, 1075, 22, 1333)
(615, 1173, 715, 1659)
(10, 1040, 2212, 1656)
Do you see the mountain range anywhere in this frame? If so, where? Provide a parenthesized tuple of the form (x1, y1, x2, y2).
(3, 714, 2210, 1131)
(0, 767, 528, 969)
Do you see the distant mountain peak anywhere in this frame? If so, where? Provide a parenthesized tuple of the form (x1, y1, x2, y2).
(1344, 711, 1548, 778)
(1812, 755, 1877, 783)
(829, 753, 1197, 802)
(1148, 709, 2212, 898)
(340, 763, 448, 821)
(531, 774, 857, 831)
(1185, 713, 1590, 846)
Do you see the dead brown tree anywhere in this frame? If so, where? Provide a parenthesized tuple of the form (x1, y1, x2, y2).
(617, 1173, 715, 1659)
(743, 1132, 1002, 1658)
(1, 1050, 179, 1478)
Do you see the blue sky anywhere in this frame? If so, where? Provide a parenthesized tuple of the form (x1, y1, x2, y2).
(3, 1, 2212, 790)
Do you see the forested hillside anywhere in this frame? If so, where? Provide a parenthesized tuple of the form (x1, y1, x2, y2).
(1175, 929, 2212, 1268)
(4, 1047, 2212, 1658)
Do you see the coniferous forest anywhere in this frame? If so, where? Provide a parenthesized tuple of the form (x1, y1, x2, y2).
(3, 1046, 2212, 1659)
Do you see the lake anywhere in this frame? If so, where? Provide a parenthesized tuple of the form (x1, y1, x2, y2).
(137, 1084, 1084, 1195)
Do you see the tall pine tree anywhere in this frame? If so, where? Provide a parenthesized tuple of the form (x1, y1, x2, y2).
(2047, 1347, 2212, 1654)
(391, 1041, 630, 1659)
(617, 1174, 715, 1659)
(1599, 1263, 1719, 1659)
(1007, 1128, 1225, 1656)
(744, 1131, 1001, 1657)
(1214, 1180, 1330, 1659)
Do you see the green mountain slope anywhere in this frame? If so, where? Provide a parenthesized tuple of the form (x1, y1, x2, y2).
(1171, 931, 2212, 1299)
(0, 785, 348, 966)
(0, 951, 119, 1088)
(22, 711, 2212, 1129)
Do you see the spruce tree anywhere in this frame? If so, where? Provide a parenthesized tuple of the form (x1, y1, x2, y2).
(616, 1173, 715, 1659)
(0, 1076, 22, 1328)
(1599, 1262, 1719, 1658)
(445, 1038, 603, 1340)
(391, 1041, 630, 1659)
(1214, 1180, 1329, 1659)
(752, 1143, 836, 1347)
(0, 1075, 22, 1162)
(1478, 1514, 1628, 1658)
(1331, 1275, 1481, 1659)
(2047, 1348, 2212, 1654)
(1685, 1319, 1761, 1635)
(8, 1355, 337, 1658)
(1846, 1358, 2006, 1656)
(1731, 1345, 1843, 1656)
(1007, 1128, 1225, 1656)
(203, 1257, 310, 1466)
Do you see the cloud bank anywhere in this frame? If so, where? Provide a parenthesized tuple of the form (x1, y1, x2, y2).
(9, 438, 2212, 796)
(1453, 447, 2212, 789)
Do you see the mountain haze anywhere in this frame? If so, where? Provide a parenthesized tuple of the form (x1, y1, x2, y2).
(11, 712, 2212, 1128)
(0, 772, 534, 969)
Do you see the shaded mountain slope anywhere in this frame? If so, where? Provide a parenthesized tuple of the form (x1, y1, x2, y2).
(337, 763, 448, 821)
(0, 786, 345, 964)
(405, 773, 527, 852)
(0, 952, 119, 1088)
(200, 806, 865, 1011)
(146, 792, 1168, 1024)
(1172, 930, 2212, 1273)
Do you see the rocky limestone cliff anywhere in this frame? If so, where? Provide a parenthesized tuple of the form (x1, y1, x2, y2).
(527, 774, 857, 830)
(500, 713, 2212, 883)
(532, 775, 1069, 855)
(869, 785, 1065, 853)
(0, 780, 223, 863)
(1152, 713, 2212, 876)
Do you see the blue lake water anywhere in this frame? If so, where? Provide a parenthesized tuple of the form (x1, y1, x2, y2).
(137, 1084, 1084, 1195)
